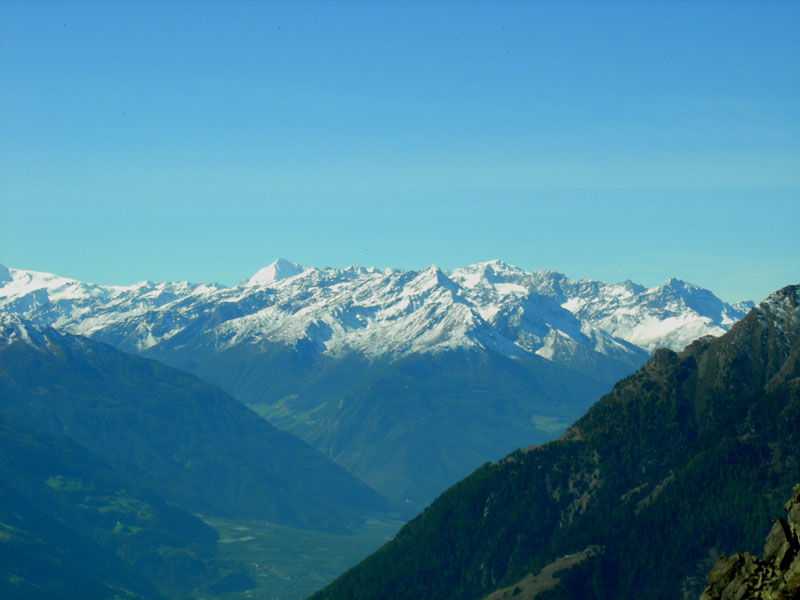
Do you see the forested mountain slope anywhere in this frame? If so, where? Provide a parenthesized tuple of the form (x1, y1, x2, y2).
(0, 313, 395, 597)
(0, 314, 386, 531)
(0, 415, 242, 599)
(310, 284, 800, 600)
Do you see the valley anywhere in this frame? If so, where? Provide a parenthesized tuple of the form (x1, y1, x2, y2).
(0, 260, 749, 508)
(203, 515, 402, 600)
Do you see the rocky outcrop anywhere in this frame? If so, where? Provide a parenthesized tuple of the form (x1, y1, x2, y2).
(701, 485, 800, 600)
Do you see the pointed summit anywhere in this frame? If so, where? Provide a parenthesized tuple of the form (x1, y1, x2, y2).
(421, 264, 458, 288)
(660, 277, 692, 291)
(247, 258, 305, 285)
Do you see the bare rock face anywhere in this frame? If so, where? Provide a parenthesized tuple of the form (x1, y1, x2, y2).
(701, 485, 800, 600)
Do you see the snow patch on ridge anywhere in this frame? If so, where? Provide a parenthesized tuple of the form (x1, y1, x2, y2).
(0, 313, 57, 349)
(0, 268, 108, 301)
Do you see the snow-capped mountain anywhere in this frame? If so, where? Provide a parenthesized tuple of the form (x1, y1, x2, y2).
(449, 260, 753, 353)
(0, 259, 749, 365)
(0, 312, 54, 348)
(0, 311, 94, 355)
(0, 259, 755, 506)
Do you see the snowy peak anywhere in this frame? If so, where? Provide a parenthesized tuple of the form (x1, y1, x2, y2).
(662, 276, 692, 290)
(338, 264, 376, 278)
(644, 278, 716, 313)
(0, 261, 757, 368)
(619, 279, 646, 295)
(450, 259, 526, 288)
(247, 258, 306, 285)
(0, 312, 98, 358)
(550, 276, 753, 353)
(758, 284, 799, 311)
(405, 265, 459, 296)
(754, 284, 800, 340)
(0, 267, 109, 303)
(649, 277, 699, 296)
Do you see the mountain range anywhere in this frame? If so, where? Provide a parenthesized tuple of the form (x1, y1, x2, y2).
(310, 284, 800, 600)
(0, 260, 752, 507)
(0, 260, 751, 361)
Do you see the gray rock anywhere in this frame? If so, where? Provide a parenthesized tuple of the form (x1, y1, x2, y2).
(700, 485, 800, 600)
(764, 518, 793, 569)
(785, 484, 800, 537)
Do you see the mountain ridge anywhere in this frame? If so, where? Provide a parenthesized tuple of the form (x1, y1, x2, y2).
(0, 260, 749, 363)
(308, 284, 800, 600)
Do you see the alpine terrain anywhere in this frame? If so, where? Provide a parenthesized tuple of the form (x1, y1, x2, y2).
(309, 284, 800, 600)
(0, 314, 388, 598)
(0, 260, 752, 506)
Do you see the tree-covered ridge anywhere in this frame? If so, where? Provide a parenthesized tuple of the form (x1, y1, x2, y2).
(0, 315, 390, 597)
(310, 285, 800, 600)
(0, 318, 387, 531)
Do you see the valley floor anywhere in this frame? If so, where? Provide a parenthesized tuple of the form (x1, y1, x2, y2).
(201, 515, 404, 600)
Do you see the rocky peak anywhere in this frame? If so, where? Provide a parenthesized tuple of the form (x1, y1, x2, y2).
(700, 484, 800, 599)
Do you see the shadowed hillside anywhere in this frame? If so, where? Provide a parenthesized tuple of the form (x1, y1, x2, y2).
(0, 314, 389, 598)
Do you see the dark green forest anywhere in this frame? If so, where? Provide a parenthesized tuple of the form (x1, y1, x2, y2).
(311, 286, 800, 600)
(0, 319, 389, 598)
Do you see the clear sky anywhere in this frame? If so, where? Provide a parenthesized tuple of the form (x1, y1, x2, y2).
(1, 0, 798, 303)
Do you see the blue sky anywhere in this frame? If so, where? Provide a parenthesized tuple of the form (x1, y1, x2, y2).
(1, 0, 798, 303)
